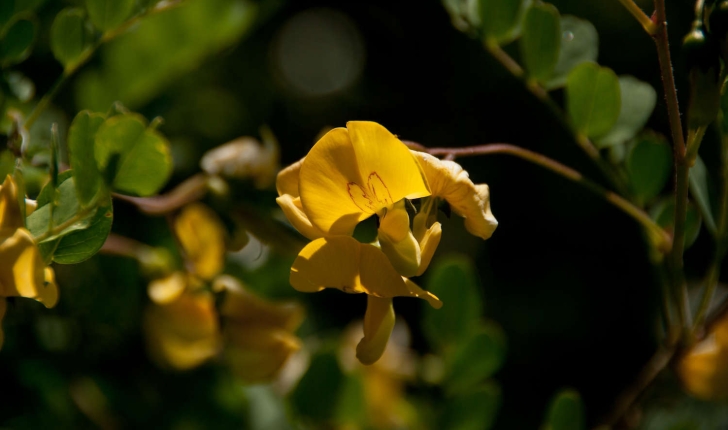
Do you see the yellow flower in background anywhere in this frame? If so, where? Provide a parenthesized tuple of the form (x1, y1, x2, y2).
(677, 312, 728, 401)
(0, 175, 58, 350)
(217, 275, 304, 383)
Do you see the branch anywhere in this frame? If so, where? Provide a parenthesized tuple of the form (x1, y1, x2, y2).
(113, 174, 209, 216)
(617, 0, 658, 35)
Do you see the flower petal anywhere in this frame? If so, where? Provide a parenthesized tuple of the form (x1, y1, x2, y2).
(174, 203, 226, 280)
(412, 151, 498, 239)
(290, 236, 441, 308)
(276, 157, 304, 198)
(356, 296, 395, 365)
(378, 201, 421, 277)
(40, 267, 59, 308)
(216, 274, 305, 332)
(0, 228, 55, 307)
(0, 175, 24, 232)
(347, 122, 430, 204)
(299, 128, 371, 235)
(224, 324, 301, 383)
(148, 271, 187, 304)
(276, 194, 326, 240)
(416, 222, 441, 276)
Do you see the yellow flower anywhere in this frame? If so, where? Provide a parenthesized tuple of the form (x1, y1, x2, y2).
(217, 275, 304, 383)
(677, 313, 728, 401)
(0, 175, 59, 350)
(411, 151, 498, 241)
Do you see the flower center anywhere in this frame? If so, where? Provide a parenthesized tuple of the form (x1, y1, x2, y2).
(347, 172, 393, 213)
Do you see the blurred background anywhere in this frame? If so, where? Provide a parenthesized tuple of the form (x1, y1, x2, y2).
(1, 0, 721, 428)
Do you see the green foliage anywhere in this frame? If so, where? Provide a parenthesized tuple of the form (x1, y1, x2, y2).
(68, 111, 105, 206)
(566, 62, 621, 139)
(50, 8, 92, 70)
(46, 204, 113, 264)
(94, 113, 172, 196)
(445, 322, 506, 395)
(478, 0, 526, 45)
(689, 155, 718, 235)
(85, 0, 135, 32)
(440, 382, 501, 430)
(0, 15, 36, 67)
(520, 2, 560, 84)
(543, 389, 585, 430)
(597, 76, 657, 148)
(626, 132, 672, 206)
(423, 256, 483, 349)
(545, 15, 598, 89)
(290, 350, 345, 422)
(651, 198, 702, 249)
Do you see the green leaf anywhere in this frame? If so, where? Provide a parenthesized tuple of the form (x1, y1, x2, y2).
(520, 2, 561, 84)
(0, 150, 14, 179)
(68, 111, 105, 206)
(544, 389, 585, 430)
(423, 256, 483, 350)
(626, 132, 672, 206)
(596, 76, 657, 148)
(440, 382, 501, 430)
(50, 8, 92, 69)
(0, 16, 36, 66)
(478, 0, 525, 45)
(290, 350, 345, 423)
(689, 155, 718, 235)
(650, 198, 703, 249)
(446, 322, 507, 395)
(566, 62, 621, 139)
(27, 174, 95, 243)
(85, 0, 134, 32)
(48, 204, 112, 264)
(545, 15, 598, 89)
(94, 113, 172, 196)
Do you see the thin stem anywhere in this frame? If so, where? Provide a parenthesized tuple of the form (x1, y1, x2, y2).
(113, 173, 209, 216)
(653, 0, 692, 337)
(617, 0, 659, 35)
(405, 142, 672, 252)
(686, 125, 708, 166)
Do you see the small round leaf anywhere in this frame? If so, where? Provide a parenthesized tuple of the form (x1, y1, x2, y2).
(521, 2, 561, 84)
(50, 8, 92, 69)
(85, 0, 135, 32)
(0, 17, 36, 66)
(566, 63, 621, 139)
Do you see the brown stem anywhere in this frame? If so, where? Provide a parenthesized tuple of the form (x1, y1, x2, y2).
(113, 174, 209, 216)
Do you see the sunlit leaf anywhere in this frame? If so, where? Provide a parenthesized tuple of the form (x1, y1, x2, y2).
(441, 382, 501, 430)
(651, 198, 702, 249)
(446, 322, 506, 395)
(48, 204, 112, 264)
(597, 76, 657, 148)
(0, 16, 36, 66)
(68, 111, 105, 206)
(423, 256, 483, 350)
(545, 15, 598, 89)
(478, 0, 527, 45)
(626, 132, 672, 206)
(566, 63, 621, 139)
(50, 8, 92, 70)
(544, 389, 585, 430)
(520, 2, 561, 84)
(85, 0, 135, 32)
(689, 155, 718, 235)
(94, 113, 172, 196)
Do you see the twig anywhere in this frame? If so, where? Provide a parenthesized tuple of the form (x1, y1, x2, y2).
(404, 141, 672, 252)
(617, 0, 659, 35)
(112, 174, 209, 215)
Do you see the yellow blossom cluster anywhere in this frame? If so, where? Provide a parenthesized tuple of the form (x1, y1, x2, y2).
(276, 122, 497, 364)
(0, 175, 58, 349)
(144, 203, 303, 383)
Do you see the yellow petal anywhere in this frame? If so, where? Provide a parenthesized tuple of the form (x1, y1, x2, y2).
(416, 222, 441, 276)
(275, 194, 326, 240)
(347, 121, 430, 203)
(174, 203, 226, 280)
(0, 175, 24, 232)
(40, 267, 59, 308)
(299, 127, 372, 235)
(290, 236, 441, 308)
(412, 151, 498, 240)
(148, 272, 187, 304)
(144, 291, 221, 370)
(224, 324, 302, 383)
(0, 298, 6, 350)
(276, 157, 304, 197)
(356, 296, 395, 365)
(216, 274, 305, 332)
(0, 228, 57, 307)
(378, 201, 421, 277)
